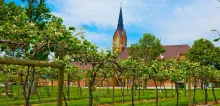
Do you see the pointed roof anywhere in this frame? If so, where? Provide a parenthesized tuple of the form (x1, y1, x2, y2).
(117, 7, 124, 30)
(113, 6, 126, 38)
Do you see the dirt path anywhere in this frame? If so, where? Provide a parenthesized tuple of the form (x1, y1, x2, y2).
(100, 98, 220, 106)
(31, 97, 168, 106)
(99, 98, 168, 106)
(32, 98, 88, 106)
(30, 95, 220, 106)
(200, 100, 220, 106)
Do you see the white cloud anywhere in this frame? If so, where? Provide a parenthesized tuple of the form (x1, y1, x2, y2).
(156, 0, 220, 46)
(47, 0, 169, 27)
(46, 0, 171, 49)
(47, 0, 220, 48)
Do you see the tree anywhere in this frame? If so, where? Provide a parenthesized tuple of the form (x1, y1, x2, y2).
(139, 33, 165, 89)
(187, 38, 215, 89)
(147, 60, 169, 106)
(170, 59, 185, 106)
(127, 43, 141, 106)
(126, 33, 164, 106)
(129, 33, 165, 90)
(189, 61, 200, 106)
(71, 38, 117, 106)
(148, 60, 162, 106)
(158, 60, 170, 99)
(138, 33, 165, 61)
(21, 0, 50, 23)
(187, 38, 215, 66)
(0, 1, 85, 105)
(0, 65, 17, 97)
(209, 68, 220, 104)
(213, 47, 220, 70)
(119, 59, 138, 106)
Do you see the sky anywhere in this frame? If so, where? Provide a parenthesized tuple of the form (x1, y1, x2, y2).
(7, 0, 220, 50)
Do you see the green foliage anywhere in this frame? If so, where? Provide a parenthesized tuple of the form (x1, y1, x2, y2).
(213, 47, 220, 70)
(138, 33, 165, 61)
(22, 0, 50, 23)
(187, 38, 215, 65)
(128, 33, 164, 62)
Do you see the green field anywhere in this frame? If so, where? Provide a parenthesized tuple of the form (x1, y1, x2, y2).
(1, 86, 220, 106)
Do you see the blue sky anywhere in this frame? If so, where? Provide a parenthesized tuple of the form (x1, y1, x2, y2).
(7, 0, 220, 50)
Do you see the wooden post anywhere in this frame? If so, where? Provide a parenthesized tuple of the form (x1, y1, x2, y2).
(57, 54, 64, 106)
(188, 75, 191, 106)
(112, 74, 115, 104)
(57, 66, 64, 106)
(0, 57, 62, 68)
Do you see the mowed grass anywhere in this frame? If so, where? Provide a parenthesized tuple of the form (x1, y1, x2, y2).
(0, 86, 220, 106)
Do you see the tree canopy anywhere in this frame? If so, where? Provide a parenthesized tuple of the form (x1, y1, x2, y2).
(187, 38, 215, 65)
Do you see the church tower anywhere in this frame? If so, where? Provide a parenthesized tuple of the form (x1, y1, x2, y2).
(112, 6, 127, 53)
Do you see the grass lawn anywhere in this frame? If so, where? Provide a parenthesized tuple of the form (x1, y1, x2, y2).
(0, 86, 220, 106)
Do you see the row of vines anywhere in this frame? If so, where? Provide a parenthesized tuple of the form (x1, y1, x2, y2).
(0, 1, 220, 106)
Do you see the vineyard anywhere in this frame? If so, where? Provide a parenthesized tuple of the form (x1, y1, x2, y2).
(1, 1, 220, 106)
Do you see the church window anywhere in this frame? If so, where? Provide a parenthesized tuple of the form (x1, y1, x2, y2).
(116, 37, 119, 47)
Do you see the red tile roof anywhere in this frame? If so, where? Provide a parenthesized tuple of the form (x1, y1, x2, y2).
(117, 44, 190, 60)
(118, 48, 129, 60)
(162, 44, 190, 59)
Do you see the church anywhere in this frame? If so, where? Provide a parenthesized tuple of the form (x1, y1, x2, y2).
(61, 7, 191, 87)
(112, 7, 190, 61)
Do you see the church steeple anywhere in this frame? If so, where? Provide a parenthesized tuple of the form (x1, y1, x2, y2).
(117, 6, 124, 30)
(112, 6, 127, 53)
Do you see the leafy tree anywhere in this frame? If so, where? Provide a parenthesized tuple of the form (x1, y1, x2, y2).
(71, 67, 85, 96)
(198, 66, 210, 105)
(158, 60, 170, 98)
(71, 38, 117, 106)
(117, 60, 132, 99)
(187, 38, 215, 66)
(188, 61, 200, 106)
(129, 33, 165, 89)
(127, 33, 164, 106)
(169, 60, 185, 106)
(0, 1, 84, 105)
(119, 59, 138, 106)
(187, 38, 215, 89)
(147, 60, 166, 106)
(213, 47, 220, 70)
(209, 68, 220, 104)
(138, 33, 165, 61)
(34, 67, 54, 99)
(21, 0, 50, 23)
(0, 65, 17, 96)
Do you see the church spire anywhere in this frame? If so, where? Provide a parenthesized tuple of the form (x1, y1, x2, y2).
(117, 6, 124, 30)
(112, 5, 127, 53)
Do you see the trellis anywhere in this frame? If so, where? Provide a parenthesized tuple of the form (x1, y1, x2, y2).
(0, 57, 64, 106)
